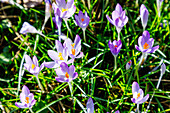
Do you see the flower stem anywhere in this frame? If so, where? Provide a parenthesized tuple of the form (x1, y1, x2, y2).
(64, 19, 73, 38)
(35, 75, 44, 93)
(82, 28, 86, 42)
(114, 55, 117, 70)
(58, 25, 61, 41)
(68, 82, 74, 103)
(29, 108, 34, 113)
(137, 104, 139, 113)
(118, 31, 120, 41)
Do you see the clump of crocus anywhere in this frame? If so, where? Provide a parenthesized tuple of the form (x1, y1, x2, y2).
(126, 60, 132, 70)
(140, 4, 149, 30)
(24, 55, 44, 76)
(55, 62, 78, 82)
(44, 40, 74, 68)
(106, 3, 128, 40)
(86, 97, 94, 113)
(52, 0, 76, 38)
(75, 11, 90, 42)
(20, 22, 45, 37)
(15, 85, 36, 109)
(42, 0, 52, 30)
(65, 35, 84, 59)
(135, 31, 159, 54)
(108, 40, 122, 70)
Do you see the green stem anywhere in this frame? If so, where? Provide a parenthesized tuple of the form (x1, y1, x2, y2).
(82, 28, 86, 42)
(114, 55, 117, 70)
(118, 31, 120, 41)
(35, 75, 44, 93)
(29, 108, 34, 113)
(64, 19, 73, 38)
(68, 82, 74, 103)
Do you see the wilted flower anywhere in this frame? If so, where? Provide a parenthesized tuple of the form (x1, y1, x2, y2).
(106, 3, 128, 33)
(44, 40, 73, 68)
(140, 4, 149, 29)
(15, 85, 36, 108)
(52, 0, 76, 19)
(24, 55, 44, 76)
(131, 82, 149, 104)
(135, 31, 159, 53)
(75, 11, 90, 29)
(126, 60, 132, 70)
(65, 35, 84, 59)
(108, 40, 122, 56)
(55, 62, 78, 82)
(86, 97, 94, 113)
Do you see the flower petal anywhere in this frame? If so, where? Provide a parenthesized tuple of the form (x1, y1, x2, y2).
(33, 56, 39, 66)
(137, 94, 149, 104)
(48, 50, 58, 61)
(68, 65, 75, 76)
(132, 82, 140, 94)
(55, 40, 64, 53)
(86, 97, 94, 113)
(22, 85, 30, 96)
(25, 55, 33, 66)
(115, 3, 123, 14)
(15, 102, 27, 108)
(60, 62, 69, 73)
(106, 15, 114, 25)
(44, 61, 59, 68)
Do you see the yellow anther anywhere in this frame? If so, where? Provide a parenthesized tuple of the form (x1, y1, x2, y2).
(143, 43, 149, 49)
(137, 93, 140, 98)
(58, 53, 64, 60)
(65, 72, 69, 78)
(71, 43, 75, 48)
(31, 64, 35, 69)
(62, 8, 68, 12)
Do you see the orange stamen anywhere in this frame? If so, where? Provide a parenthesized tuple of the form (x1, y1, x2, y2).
(58, 53, 64, 60)
(137, 93, 140, 98)
(81, 18, 84, 22)
(143, 43, 149, 49)
(128, 61, 131, 64)
(65, 72, 69, 78)
(71, 49, 75, 55)
(115, 45, 118, 47)
(25, 97, 29, 104)
(31, 64, 35, 69)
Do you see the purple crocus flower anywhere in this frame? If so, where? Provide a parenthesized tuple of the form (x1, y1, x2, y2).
(140, 4, 149, 29)
(44, 40, 73, 68)
(157, 0, 164, 17)
(20, 22, 39, 34)
(135, 31, 159, 53)
(52, 0, 76, 19)
(24, 55, 44, 76)
(15, 85, 36, 108)
(131, 82, 149, 104)
(106, 3, 128, 33)
(115, 110, 120, 113)
(65, 35, 84, 59)
(126, 60, 132, 70)
(55, 62, 78, 82)
(108, 40, 122, 56)
(86, 97, 94, 113)
(52, 15, 62, 30)
(75, 11, 90, 29)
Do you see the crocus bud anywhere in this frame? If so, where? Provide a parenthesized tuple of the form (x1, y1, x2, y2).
(126, 60, 132, 70)
(161, 63, 166, 75)
(140, 4, 149, 30)
(86, 97, 94, 113)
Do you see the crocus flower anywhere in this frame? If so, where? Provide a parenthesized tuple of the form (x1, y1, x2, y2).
(86, 97, 94, 113)
(140, 4, 149, 30)
(75, 11, 90, 29)
(135, 31, 159, 53)
(106, 3, 128, 33)
(131, 82, 149, 104)
(65, 35, 84, 59)
(15, 85, 36, 108)
(52, 0, 76, 19)
(126, 60, 132, 70)
(52, 15, 62, 30)
(24, 55, 44, 76)
(115, 110, 120, 113)
(55, 62, 78, 82)
(44, 40, 73, 68)
(108, 40, 122, 56)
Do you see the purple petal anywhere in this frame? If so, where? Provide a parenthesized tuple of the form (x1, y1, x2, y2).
(24, 64, 30, 71)
(106, 15, 114, 25)
(149, 45, 159, 53)
(76, 52, 84, 58)
(135, 45, 141, 52)
(24, 55, 33, 66)
(15, 102, 27, 108)
(137, 94, 149, 104)
(74, 35, 81, 48)
(60, 62, 69, 73)
(33, 56, 39, 66)
(20, 92, 26, 103)
(161, 63, 166, 75)
(67, 58, 74, 64)
(55, 68, 64, 76)
(28, 93, 34, 102)
(86, 97, 94, 113)
(72, 72, 78, 80)
(132, 82, 140, 94)
(40, 62, 44, 71)
(65, 0, 74, 9)
(115, 110, 120, 113)
(142, 31, 150, 42)
(55, 40, 64, 53)
(115, 3, 123, 14)
(68, 65, 75, 76)
(141, 9, 149, 29)
(131, 98, 136, 103)
(22, 85, 30, 96)
(55, 77, 66, 82)
(44, 61, 59, 68)
(48, 50, 58, 61)
(30, 99, 36, 107)
(111, 11, 120, 21)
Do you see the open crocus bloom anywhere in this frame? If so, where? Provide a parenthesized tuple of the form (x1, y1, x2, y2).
(15, 85, 36, 108)
(55, 62, 78, 82)
(135, 31, 159, 53)
(24, 55, 44, 76)
(52, 0, 76, 19)
(106, 3, 128, 33)
(65, 35, 84, 59)
(108, 40, 122, 56)
(131, 82, 149, 104)
(140, 4, 149, 29)
(126, 60, 132, 70)
(44, 40, 73, 68)
(75, 11, 90, 29)
(86, 97, 94, 113)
